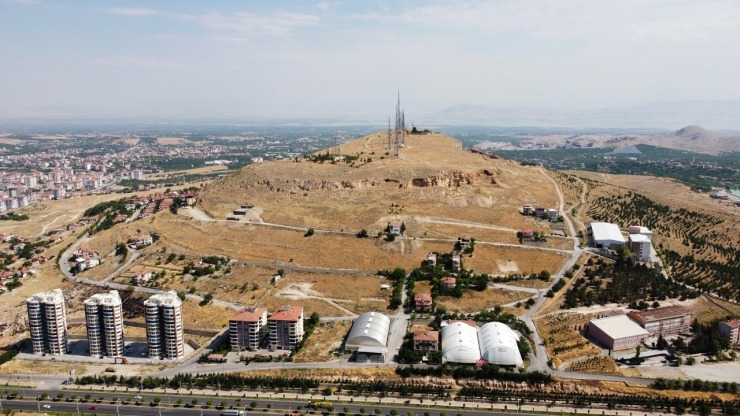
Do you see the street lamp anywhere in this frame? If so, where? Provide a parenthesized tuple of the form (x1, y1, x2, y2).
(201, 403, 205, 416)
(37, 395, 40, 411)
(76, 397, 80, 415)
(116, 398, 120, 415)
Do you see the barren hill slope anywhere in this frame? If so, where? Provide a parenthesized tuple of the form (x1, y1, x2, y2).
(611, 125, 740, 154)
(200, 132, 559, 232)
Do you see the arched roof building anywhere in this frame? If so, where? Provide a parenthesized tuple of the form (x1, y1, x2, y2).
(344, 312, 391, 351)
(441, 321, 480, 364)
(478, 322, 524, 367)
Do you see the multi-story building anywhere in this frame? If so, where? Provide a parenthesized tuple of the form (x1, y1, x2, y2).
(229, 306, 268, 351)
(84, 290, 125, 357)
(627, 306, 691, 337)
(268, 305, 304, 350)
(719, 319, 740, 345)
(144, 291, 185, 359)
(629, 233, 652, 262)
(27, 289, 68, 355)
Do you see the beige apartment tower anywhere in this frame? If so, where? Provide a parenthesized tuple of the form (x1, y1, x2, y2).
(27, 289, 68, 355)
(84, 290, 125, 357)
(144, 291, 185, 359)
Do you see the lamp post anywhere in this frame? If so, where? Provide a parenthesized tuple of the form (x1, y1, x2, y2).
(76, 397, 80, 415)
(37, 395, 40, 411)
(116, 398, 120, 415)
(201, 403, 205, 416)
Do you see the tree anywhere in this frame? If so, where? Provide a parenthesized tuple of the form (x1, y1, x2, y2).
(390, 409, 399, 416)
(200, 292, 213, 305)
(344, 406, 351, 414)
(360, 408, 366, 414)
(154, 397, 162, 404)
(40, 392, 48, 400)
(56, 392, 64, 400)
(686, 356, 696, 365)
(657, 334, 669, 350)
(305, 228, 315, 237)
(177, 399, 183, 406)
(206, 399, 213, 406)
(675, 356, 684, 366)
(386, 233, 396, 242)
(220, 401, 227, 408)
(85, 394, 91, 401)
(357, 229, 368, 238)
(191, 398, 198, 406)
(250, 401, 257, 409)
(375, 408, 382, 415)
(634, 345, 641, 360)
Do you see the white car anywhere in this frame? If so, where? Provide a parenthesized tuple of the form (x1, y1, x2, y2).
(134, 396, 142, 400)
(42, 404, 51, 408)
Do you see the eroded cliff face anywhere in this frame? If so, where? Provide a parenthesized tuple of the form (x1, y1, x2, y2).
(244, 169, 498, 194)
(408, 169, 498, 188)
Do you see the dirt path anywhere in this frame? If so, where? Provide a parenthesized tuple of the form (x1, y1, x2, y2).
(277, 283, 358, 316)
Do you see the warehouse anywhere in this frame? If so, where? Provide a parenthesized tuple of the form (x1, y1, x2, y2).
(587, 222, 626, 249)
(441, 321, 480, 364)
(478, 322, 524, 367)
(587, 315, 649, 351)
(344, 312, 391, 352)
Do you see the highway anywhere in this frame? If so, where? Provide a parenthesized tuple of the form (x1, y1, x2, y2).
(0, 392, 545, 416)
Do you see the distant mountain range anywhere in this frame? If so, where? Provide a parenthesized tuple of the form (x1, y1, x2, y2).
(630, 125, 740, 154)
(429, 100, 740, 130)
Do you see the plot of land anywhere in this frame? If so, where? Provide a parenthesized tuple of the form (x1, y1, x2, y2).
(292, 320, 350, 363)
(436, 288, 530, 314)
(536, 311, 602, 368)
(464, 245, 569, 276)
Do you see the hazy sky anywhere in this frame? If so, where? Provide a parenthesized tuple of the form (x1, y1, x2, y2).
(2, 0, 740, 119)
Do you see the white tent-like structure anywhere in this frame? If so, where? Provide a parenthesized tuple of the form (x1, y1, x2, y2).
(344, 312, 391, 351)
(441, 321, 480, 364)
(478, 322, 524, 367)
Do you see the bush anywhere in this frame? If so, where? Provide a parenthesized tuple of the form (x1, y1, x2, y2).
(305, 228, 315, 237)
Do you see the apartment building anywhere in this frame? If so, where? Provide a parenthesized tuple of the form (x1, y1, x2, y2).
(719, 319, 740, 345)
(144, 291, 185, 359)
(27, 289, 68, 355)
(84, 290, 125, 357)
(268, 305, 304, 350)
(627, 306, 691, 337)
(229, 306, 268, 351)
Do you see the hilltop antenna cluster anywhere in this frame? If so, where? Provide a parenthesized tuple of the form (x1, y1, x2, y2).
(392, 91, 406, 158)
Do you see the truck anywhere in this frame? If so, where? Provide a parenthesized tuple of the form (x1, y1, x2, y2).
(222, 410, 246, 416)
(308, 401, 332, 409)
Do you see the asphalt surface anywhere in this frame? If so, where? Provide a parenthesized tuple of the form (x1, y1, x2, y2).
(0, 393, 542, 416)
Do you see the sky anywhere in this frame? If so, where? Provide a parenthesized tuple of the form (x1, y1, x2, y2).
(1, 0, 740, 120)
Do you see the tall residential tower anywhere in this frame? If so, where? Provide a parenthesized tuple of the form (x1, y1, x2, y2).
(27, 289, 68, 355)
(144, 291, 185, 359)
(84, 290, 125, 357)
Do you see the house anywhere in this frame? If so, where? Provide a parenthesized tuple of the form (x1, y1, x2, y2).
(13, 243, 26, 254)
(629, 234, 652, 262)
(458, 235, 471, 248)
(521, 229, 534, 240)
(426, 253, 437, 267)
(451, 254, 461, 271)
(414, 293, 433, 311)
(548, 209, 558, 221)
(440, 276, 456, 289)
(76, 258, 100, 272)
(129, 234, 153, 248)
(388, 221, 402, 235)
(134, 271, 152, 285)
(719, 319, 740, 345)
(522, 204, 533, 215)
(0, 233, 14, 242)
(534, 207, 546, 217)
(413, 331, 439, 352)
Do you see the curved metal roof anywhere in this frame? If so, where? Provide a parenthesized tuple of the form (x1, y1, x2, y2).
(478, 322, 523, 367)
(345, 312, 391, 348)
(441, 321, 480, 364)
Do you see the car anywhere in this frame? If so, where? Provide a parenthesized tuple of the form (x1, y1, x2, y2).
(147, 360, 153, 363)
(90, 406, 98, 410)
(140, 352, 147, 356)
(42, 405, 51, 408)
(134, 396, 142, 400)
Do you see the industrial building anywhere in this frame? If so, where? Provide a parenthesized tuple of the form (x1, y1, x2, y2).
(440, 321, 480, 364)
(587, 315, 649, 351)
(84, 290, 125, 357)
(627, 306, 691, 337)
(268, 305, 304, 350)
(27, 289, 68, 355)
(478, 322, 524, 366)
(229, 306, 268, 351)
(587, 222, 626, 249)
(344, 312, 390, 353)
(144, 291, 185, 359)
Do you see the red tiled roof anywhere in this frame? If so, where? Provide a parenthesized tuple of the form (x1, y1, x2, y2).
(413, 330, 439, 342)
(230, 307, 267, 323)
(269, 306, 303, 321)
(723, 319, 740, 329)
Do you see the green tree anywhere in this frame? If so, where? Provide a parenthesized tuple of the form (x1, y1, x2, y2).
(675, 356, 684, 366)
(360, 407, 366, 414)
(154, 397, 162, 404)
(56, 392, 64, 400)
(206, 399, 213, 406)
(687, 356, 696, 365)
(344, 406, 351, 414)
(375, 408, 382, 415)
(85, 393, 91, 401)
(191, 398, 198, 406)
(177, 399, 183, 406)
(305, 228, 315, 237)
(40, 392, 48, 400)
(390, 409, 399, 416)
(250, 401, 257, 409)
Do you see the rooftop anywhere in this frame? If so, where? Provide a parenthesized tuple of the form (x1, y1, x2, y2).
(269, 305, 303, 321)
(413, 330, 439, 342)
(631, 306, 690, 321)
(590, 314, 649, 339)
(629, 234, 651, 243)
(588, 222, 626, 244)
(722, 319, 740, 329)
(230, 306, 267, 323)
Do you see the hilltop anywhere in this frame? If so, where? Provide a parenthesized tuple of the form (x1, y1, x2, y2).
(200, 132, 559, 233)
(640, 125, 740, 154)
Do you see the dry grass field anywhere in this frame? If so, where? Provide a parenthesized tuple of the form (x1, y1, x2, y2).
(292, 320, 350, 363)
(565, 356, 621, 375)
(147, 165, 228, 180)
(238, 367, 400, 381)
(689, 295, 740, 324)
(464, 245, 569, 276)
(157, 137, 191, 145)
(436, 288, 530, 314)
(536, 312, 603, 368)
(599, 381, 740, 402)
(0, 360, 87, 375)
